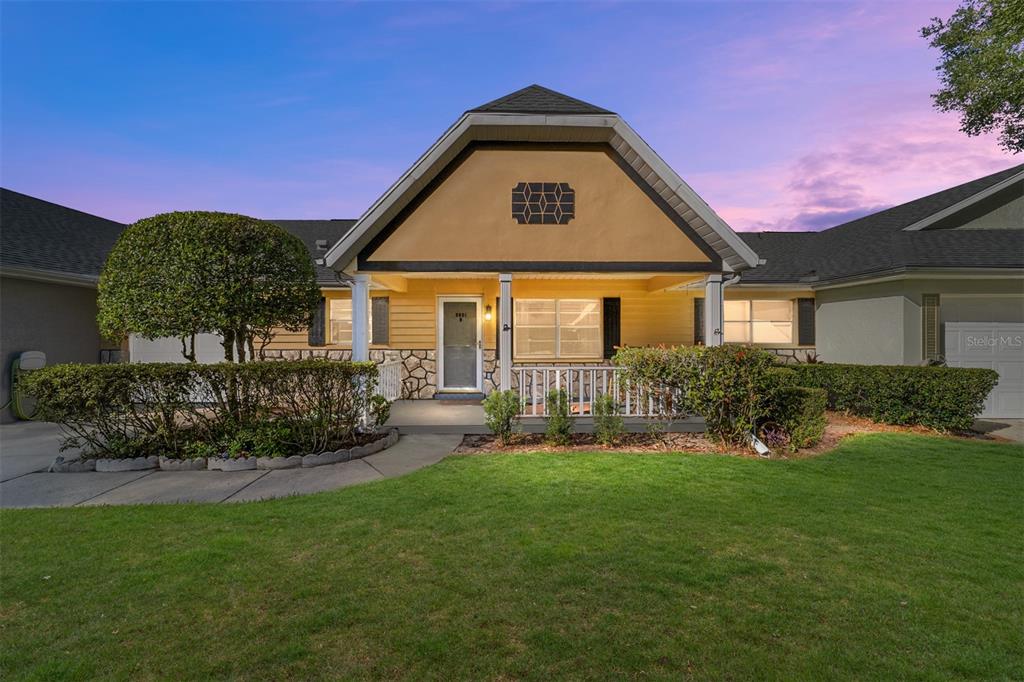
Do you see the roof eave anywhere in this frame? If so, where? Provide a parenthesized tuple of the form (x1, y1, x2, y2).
(1, 265, 100, 288)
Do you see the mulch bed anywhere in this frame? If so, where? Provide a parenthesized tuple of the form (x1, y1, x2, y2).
(455, 431, 731, 455)
(454, 412, 1001, 459)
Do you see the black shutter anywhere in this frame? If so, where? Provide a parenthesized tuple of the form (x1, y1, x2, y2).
(602, 298, 621, 359)
(371, 297, 389, 345)
(308, 297, 326, 346)
(797, 298, 815, 346)
(694, 297, 705, 345)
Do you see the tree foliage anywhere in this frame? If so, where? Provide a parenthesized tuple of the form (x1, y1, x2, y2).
(922, 0, 1024, 154)
(98, 211, 320, 362)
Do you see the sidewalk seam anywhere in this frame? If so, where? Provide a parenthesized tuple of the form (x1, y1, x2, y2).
(73, 470, 157, 507)
(219, 470, 271, 503)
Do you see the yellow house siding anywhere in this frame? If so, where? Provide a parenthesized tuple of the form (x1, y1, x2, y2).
(265, 278, 700, 355)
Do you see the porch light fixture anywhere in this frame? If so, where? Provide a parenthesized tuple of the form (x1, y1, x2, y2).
(484, 304, 493, 321)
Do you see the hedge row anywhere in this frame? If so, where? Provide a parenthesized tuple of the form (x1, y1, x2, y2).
(766, 385, 828, 451)
(791, 363, 998, 432)
(23, 360, 386, 459)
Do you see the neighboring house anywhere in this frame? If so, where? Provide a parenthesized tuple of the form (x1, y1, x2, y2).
(5, 85, 1022, 419)
(737, 165, 1024, 418)
(0, 189, 125, 422)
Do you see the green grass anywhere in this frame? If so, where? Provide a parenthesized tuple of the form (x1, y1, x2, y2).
(2, 434, 1022, 681)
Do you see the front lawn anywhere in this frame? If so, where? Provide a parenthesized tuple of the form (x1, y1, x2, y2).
(2, 434, 1021, 680)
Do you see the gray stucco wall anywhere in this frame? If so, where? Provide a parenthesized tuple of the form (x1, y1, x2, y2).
(0, 276, 104, 423)
(815, 285, 907, 364)
(815, 277, 1024, 366)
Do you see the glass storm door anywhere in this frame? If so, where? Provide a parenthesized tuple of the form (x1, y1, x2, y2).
(439, 299, 481, 391)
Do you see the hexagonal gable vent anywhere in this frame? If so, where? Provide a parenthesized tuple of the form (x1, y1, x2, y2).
(511, 182, 575, 225)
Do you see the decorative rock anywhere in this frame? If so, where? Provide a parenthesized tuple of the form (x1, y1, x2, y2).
(257, 455, 303, 470)
(96, 456, 159, 472)
(207, 457, 257, 471)
(49, 457, 96, 473)
(386, 428, 400, 447)
(159, 456, 208, 471)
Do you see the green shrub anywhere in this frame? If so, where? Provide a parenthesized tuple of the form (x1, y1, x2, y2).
(545, 389, 573, 446)
(614, 345, 780, 445)
(765, 386, 827, 451)
(23, 360, 379, 458)
(368, 394, 392, 430)
(483, 390, 522, 445)
(792, 364, 998, 431)
(593, 394, 624, 446)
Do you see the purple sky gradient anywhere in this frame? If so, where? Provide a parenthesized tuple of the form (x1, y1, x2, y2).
(1, 1, 1017, 232)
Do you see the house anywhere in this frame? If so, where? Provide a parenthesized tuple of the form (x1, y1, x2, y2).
(261, 85, 776, 403)
(4, 85, 1022, 420)
(736, 164, 1024, 417)
(0, 189, 125, 422)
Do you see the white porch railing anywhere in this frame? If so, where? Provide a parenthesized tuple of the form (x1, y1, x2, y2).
(374, 360, 403, 401)
(513, 365, 684, 418)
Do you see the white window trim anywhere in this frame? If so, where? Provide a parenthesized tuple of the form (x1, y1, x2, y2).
(724, 299, 795, 345)
(329, 298, 372, 347)
(514, 298, 602, 360)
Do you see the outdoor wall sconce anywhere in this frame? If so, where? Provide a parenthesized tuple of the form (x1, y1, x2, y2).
(484, 304, 493, 321)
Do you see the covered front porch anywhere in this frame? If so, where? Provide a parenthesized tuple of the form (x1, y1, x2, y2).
(349, 270, 730, 406)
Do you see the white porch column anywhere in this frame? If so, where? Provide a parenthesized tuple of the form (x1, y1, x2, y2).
(499, 273, 512, 390)
(351, 274, 370, 361)
(704, 273, 725, 347)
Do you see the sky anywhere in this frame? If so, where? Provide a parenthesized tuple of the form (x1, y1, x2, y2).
(1, 1, 1017, 232)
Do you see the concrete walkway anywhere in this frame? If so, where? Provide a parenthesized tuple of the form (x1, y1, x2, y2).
(0, 430, 462, 509)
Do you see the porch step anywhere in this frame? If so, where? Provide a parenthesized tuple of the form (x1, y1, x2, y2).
(433, 392, 485, 402)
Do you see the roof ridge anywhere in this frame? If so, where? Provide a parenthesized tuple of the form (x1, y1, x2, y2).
(819, 162, 1024, 235)
(0, 187, 126, 227)
(469, 84, 614, 115)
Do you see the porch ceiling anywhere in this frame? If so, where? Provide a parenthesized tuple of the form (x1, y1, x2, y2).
(368, 272, 705, 292)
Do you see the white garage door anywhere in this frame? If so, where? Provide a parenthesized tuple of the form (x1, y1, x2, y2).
(129, 333, 225, 364)
(945, 323, 1023, 419)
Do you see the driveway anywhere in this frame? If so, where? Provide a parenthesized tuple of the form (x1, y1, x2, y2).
(0, 422, 460, 508)
(974, 419, 1024, 443)
(0, 421, 78, 482)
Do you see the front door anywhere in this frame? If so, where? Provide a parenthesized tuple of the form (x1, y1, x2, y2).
(438, 297, 482, 392)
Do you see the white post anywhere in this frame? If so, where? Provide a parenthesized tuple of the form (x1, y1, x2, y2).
(704, 273, 724, 347)
(499, 273, 512, 390)
(352, 274, 370, 361)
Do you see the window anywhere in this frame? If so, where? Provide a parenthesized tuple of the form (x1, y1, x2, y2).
(329, 299, 372, 345)
(514, 299, 601, 359)
(724, 300, 793, 344)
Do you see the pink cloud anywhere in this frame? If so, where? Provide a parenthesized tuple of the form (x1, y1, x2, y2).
(690, 103, 1013, 232)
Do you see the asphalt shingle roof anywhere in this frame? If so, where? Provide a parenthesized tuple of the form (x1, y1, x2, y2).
(0, 188, 125, 279)
(739, 164, 1024, 284)
(470, 84, 614, 115)
(267, 219, 356, 285)
(0, 189, 357, 286)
